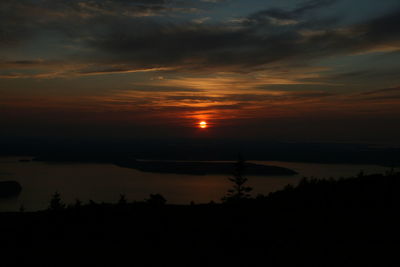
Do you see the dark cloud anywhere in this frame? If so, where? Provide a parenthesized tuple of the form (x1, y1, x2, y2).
(247, 0, 337, 22)
(82, 1, 400, 74)
(126, 85, 203, 92)
(0, 0, 180, 46)
(1, 0, 400, 75)
(360, 86, 400, 96)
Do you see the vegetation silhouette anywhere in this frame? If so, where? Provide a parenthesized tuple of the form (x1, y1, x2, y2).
(222, 156, 252, 203)
(118, 194, 127, 206)
(48, 191, 65, 211)
(1, 168, 400, 266)
(146, 193, 167, 206)
(74, 198, 82, 209)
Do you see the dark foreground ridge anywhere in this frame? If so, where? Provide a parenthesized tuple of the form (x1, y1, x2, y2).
(1, 172, 400, 266)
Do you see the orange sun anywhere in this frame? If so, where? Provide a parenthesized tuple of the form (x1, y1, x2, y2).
(199, 121, 207, 129)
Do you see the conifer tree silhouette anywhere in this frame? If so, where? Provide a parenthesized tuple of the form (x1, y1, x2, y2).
(222, 155, 252, 203)
(48, 191, 66, 211)
(118, 194, 127, 205)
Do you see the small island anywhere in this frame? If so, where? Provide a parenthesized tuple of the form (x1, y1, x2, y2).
(0, 181, 22, 198)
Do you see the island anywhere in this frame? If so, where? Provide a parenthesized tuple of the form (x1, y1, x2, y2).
(115, 159, 297, 175)
(0, 181, 22, 198)
(33, 155, 297, 175)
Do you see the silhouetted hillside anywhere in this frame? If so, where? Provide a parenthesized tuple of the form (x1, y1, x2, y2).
(257, 171, 400, 209)
(1, 172, 399, 266)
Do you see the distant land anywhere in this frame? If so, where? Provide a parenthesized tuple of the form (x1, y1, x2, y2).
(2, 138, 400, 166)
(115, 159, 297, 175)
(33, 156, 297, 176)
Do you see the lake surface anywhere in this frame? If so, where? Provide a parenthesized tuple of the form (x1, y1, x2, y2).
(0, 157, 391, 211)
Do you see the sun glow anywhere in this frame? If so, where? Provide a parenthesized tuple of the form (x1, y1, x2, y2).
(199, 121, 207, 129)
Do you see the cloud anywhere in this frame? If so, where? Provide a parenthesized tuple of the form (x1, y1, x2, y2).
(361, 86, 400, 96)
(164, 91, 335, 103)
(192, 17, 211, 24)
(246, 0, 337, 23)
(0, 59, 176, 79)
(79, 1, 400, 76)
(356, 86, 400, 101)
(76, 66, 175, 76)
(1, 0, 400, 80)
(98, 87, 336, 119)
(0, 0, 197, 46)
(201, 0, 228, 3)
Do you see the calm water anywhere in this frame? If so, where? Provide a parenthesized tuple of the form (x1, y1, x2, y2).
(0, 157, 391, 211)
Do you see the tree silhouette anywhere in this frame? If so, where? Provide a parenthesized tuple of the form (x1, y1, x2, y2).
(74, 199, 82, 208)
(147, 194, 167, 206)
(222, 156, 252, 203)
(118, 194, 127, 206)
(48, 191, 66, 211)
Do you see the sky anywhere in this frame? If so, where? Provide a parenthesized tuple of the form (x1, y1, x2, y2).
(1, 0, 400, 144)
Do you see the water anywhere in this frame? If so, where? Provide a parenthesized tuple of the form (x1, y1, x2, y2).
(0, 157, 391, 211)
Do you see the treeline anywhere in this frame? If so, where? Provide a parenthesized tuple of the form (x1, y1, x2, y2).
(254, 170, 400, 209)
(41, 170, 400, 213)
(2, 169, 400, 266)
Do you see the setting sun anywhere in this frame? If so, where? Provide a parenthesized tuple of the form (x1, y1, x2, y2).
(199, 121, 208, 129)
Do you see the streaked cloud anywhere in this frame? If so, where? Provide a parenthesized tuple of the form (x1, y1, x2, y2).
(1, 0, 400, 142)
